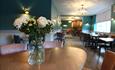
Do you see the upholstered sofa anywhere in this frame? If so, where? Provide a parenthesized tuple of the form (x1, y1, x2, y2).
(0, 44, 27, 55)
(0, 41, 63, 55)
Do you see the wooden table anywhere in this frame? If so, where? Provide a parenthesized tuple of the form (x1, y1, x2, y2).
(0, 47, 87, 70)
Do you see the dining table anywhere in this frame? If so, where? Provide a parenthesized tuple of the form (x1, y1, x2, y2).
(99, 37, 114, 42)
(99, 37, 114, 49)
(0, 47, 87, 70)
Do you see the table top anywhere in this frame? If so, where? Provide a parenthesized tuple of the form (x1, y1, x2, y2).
(99, 38, 114, 42)
(90, 33, 98, 37)
(0, 47, 87, 70)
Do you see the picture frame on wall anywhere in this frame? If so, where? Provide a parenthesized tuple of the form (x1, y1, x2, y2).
(113, 4, 115, 12)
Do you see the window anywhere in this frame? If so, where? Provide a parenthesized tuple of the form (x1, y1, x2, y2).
(95, 21, 111, 33)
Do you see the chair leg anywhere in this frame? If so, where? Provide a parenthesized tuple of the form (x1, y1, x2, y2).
(99, 47, 101, 56)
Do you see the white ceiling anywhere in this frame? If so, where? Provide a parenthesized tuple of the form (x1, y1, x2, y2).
(53, 0, 115, 16)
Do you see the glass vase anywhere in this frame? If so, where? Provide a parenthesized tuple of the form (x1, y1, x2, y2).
(27, 41, 45, 65)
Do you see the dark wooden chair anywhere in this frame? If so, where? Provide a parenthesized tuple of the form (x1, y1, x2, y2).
(101, 50, 115, 70)
(54, 32, 65, 45)
(13, 35, 24, 43)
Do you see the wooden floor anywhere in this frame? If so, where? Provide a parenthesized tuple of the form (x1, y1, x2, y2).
(64, 35, 103, 70)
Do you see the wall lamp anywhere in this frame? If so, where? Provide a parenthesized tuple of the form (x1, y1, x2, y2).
(22, 7, 30, 14)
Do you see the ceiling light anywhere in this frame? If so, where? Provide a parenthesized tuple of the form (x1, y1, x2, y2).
(66, 17, 74, 20)
(74, 16, 81, 19)
(68, 20, 72, 23)
(63, 25, 67, 27)
(79, 4, 87, 15)
(111, 18, 114, 21)
(23, 7, 30, 14)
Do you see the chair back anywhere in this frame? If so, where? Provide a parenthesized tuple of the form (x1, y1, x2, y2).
(101, 51, 115, 70)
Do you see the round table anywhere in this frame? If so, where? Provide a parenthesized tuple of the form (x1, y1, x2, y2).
(0, 47, 87, 70)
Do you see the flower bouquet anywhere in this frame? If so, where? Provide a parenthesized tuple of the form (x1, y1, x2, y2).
(14, 14, 53, 64)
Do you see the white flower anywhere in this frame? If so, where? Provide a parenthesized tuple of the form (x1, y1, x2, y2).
(48, 19, 55, 25)
(47, 19, 52, 23)
(30, 18, 36, 24)
(14, 14, 30, 29)
(14, 18, 20, 28)
(37, 16, 48, 27)
(29, 23, 32, 26)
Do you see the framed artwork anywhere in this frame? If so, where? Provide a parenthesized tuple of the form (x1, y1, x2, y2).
(113, 5, 115, 12)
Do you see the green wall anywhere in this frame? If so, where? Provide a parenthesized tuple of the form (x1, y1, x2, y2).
(0, 0, 51, 30)
(82, 15, 96, 33)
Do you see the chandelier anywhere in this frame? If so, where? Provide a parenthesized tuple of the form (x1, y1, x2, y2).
(78, 0, 87, 15)
(79, 4, 87, 15)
